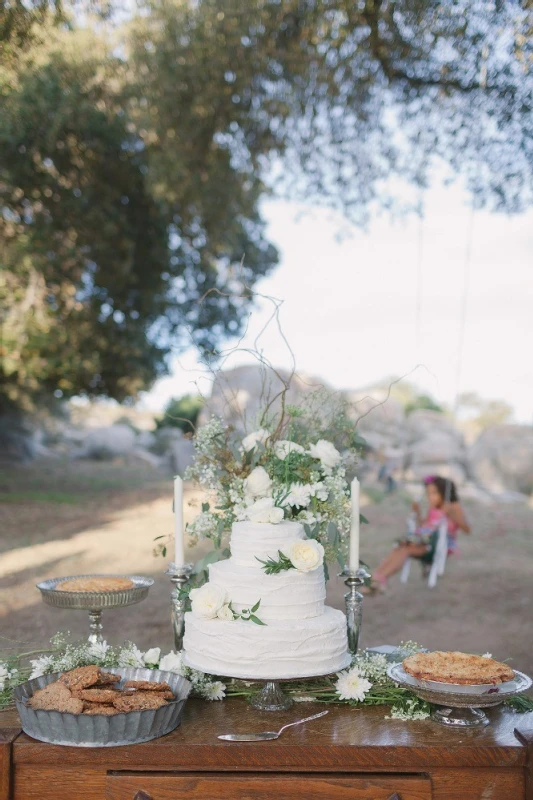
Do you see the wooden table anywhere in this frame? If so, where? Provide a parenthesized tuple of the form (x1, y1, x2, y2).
(1, 700, 532, 799)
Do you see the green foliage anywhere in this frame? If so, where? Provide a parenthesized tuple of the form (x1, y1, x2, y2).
(405, 394, 443, 415)
(157, 395, 204, 433)
(269, 451, 316, 486)
(256, 549, 294, 575)
(2, 0, 533, 411)
(457, 392, 513, 429)
(0, 25, 277, 412)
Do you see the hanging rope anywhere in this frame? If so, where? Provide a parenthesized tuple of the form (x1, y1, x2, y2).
(452, 46, 488, 415)
(452, 204, 476, 415)
(414, 205, 424, 360)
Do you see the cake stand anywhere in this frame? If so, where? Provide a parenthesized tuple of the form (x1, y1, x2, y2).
(37, 574, 154, 641)
(387, 662, 532, 728)
(226, 657, 352, 713)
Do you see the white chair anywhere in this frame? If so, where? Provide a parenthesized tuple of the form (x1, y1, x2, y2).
(400, 516, 449, 588)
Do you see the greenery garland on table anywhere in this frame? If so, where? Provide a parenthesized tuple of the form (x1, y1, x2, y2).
(1, 635, 531, 720)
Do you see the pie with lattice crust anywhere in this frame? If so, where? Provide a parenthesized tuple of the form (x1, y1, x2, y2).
(403, 651, 515, 685)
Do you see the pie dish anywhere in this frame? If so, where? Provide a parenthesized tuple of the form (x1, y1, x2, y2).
(15, 667, 191, 747)
(403, 651, 515, 686)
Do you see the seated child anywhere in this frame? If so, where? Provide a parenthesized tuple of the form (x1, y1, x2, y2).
(372, 475, 470, 590)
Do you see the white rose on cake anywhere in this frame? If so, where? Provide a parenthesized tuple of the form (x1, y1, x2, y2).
(274, 440, 305, 460)
(217, 604, 235, 621)
(242, 428, 270, 452)
(244, 466, 272, 498)
(245, 497, 285, 524)
(308, 439, 341, 471)
(190, 583, 228, 619)
(287, 539, 324, 572)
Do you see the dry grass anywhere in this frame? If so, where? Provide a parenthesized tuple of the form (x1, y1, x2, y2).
(1, 459, 532, 678)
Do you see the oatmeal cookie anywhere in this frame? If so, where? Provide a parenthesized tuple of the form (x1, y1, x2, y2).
(75, 688, 120, 704)
(123, 680, 172, 693)
(94, 671, 121, 686)
(28, 682, 84, 714)
(58, 665, 101, 691)
(112, 693, 169, 712)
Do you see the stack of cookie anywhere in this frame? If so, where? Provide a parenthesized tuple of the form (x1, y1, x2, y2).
(28, 666, 176, 716)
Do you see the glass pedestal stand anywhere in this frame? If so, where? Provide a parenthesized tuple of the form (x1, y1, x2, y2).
(230, 658, 352, 713)
(37, 575, 154, 642)
(250, 680, 294, 712)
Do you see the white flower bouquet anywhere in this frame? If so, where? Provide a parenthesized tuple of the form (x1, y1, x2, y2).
(179, 392, 366, 580)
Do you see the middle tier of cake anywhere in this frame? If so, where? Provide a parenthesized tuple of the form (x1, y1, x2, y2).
(208, 558, 325, 621)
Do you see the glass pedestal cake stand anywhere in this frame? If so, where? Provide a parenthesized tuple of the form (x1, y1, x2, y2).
(37, 575, 154, 642)
(388, 662, 532, 728)
(226, 656, 352, 713)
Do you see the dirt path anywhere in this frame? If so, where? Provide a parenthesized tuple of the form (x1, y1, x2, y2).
(1, 460, 532, 676)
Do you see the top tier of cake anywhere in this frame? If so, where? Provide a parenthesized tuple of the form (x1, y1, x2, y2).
(230, 520, 304, 567)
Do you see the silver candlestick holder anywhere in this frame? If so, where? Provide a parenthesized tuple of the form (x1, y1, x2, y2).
(341, 566, 371, 654)
(166, 562, 194, 651)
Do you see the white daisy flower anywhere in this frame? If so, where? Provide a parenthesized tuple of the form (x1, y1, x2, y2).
(29, 655, 54, 680)
(284, 483, 313, 508)
(87, 639, 110, 661)
(202, 680, 226, 701)
(335, 668, 372, 702)
(118, 644, 145, 668)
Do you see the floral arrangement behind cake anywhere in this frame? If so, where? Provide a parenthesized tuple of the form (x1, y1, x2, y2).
(176, 391, 366, 579)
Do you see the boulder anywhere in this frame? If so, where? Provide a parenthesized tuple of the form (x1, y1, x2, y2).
(170, 438, 195, 476)
(0, 414, 44, 462)
(408, 431, 465, 465)
(81, 424, 137, 460)
(345, 391, 405, 447)
(131, 448, 165, 468)
(468, 425, 533, 494)
(406, 461, 467, 486)
(152, 427, 184, 455)
(405, 409, 463, 445)
(199, 365, 330, 430)
(136, 430, 157, 451)
(0, 428, 37, 463)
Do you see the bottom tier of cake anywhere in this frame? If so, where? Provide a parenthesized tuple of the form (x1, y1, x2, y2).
(183, 606, 349, 680)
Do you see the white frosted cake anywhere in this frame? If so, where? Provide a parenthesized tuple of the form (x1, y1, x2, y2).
(183, 520, 349, 679)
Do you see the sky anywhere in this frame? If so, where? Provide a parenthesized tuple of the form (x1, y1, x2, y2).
(141, 180, 533, 423)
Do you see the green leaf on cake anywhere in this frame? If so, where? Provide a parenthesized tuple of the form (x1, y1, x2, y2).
(250, 599, 261, 613)
(256, 550, 294, 574)
(250, 615, 266, 626)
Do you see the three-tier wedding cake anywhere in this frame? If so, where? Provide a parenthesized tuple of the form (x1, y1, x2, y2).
(183, 519, 349, 679)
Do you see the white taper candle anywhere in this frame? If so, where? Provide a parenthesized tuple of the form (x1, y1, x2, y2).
(349, 477, 360, 571)
(173, 476, 185, 567)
